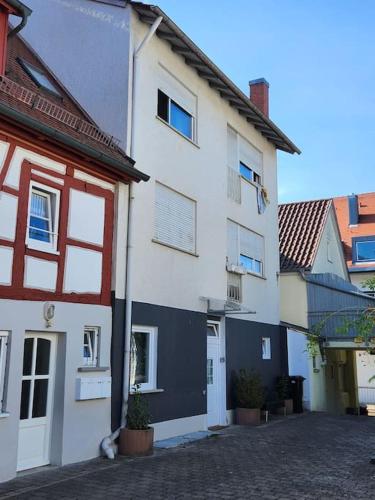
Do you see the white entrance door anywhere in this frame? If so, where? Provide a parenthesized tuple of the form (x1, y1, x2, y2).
(17, 333, 57, 471)
(207, 322, 221, 427)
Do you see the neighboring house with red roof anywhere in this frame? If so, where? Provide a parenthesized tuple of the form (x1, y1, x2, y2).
(279, 199, 375, 414)
(0, 1, 148, 482)
(333, 192, 375, 295)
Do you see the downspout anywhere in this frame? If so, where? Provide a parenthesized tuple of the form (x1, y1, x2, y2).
(8, 3, 32, 38)
(101, 13, 163, 460)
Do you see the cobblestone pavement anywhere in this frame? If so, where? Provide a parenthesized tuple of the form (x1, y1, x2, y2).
(1, 413, 375, 499)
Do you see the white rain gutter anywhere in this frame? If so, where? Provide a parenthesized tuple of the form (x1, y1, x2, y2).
(101, 13, 163, 460)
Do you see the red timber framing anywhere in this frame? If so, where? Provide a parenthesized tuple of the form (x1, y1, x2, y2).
(0, 126, 121, 306)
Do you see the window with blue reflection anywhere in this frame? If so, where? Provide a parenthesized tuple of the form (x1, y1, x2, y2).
(29, 191, 51, 243)
(356, 240, 375, 262)
(240, 162, 253, 182)
(170, 100, 193, 139)
(240, 254, 262, 275)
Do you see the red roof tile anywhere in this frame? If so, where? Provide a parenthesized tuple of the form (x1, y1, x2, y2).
(279, 199, 332, 272)
(333, 192, 375, 269)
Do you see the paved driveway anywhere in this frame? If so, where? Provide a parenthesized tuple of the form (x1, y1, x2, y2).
(1, 413, 375, 499)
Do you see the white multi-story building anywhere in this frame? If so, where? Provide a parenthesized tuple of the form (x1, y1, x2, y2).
(21, 0, 299, 441)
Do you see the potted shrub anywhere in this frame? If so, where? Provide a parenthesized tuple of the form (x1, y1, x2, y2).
(276, 375, 293, 415)
(118, 385, 154, 456)
(234, 369, 265, 425)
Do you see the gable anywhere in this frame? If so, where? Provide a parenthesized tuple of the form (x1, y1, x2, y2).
(311, 207, 349, 279)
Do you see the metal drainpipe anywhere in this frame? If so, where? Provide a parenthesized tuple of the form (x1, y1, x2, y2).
(101, 14, 163, 459)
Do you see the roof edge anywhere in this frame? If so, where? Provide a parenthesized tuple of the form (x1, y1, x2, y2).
(0, 102, 150, 182)
(131, 1, 301, 155)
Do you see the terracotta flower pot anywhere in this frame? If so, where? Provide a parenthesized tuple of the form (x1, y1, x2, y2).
(236, 407, 260, 425)
(118, 427, 154, 456)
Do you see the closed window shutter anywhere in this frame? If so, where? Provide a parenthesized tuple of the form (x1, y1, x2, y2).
(240, 226, 264, 262)
(227, 126, 238, 169)
(155, 183, 196, 253)
(158, 65, 197, 116)
(239, 136, 263, 176)
(227, 220, 239, 265)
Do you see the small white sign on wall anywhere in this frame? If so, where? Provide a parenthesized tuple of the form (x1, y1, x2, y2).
(75, 377, 111, 400)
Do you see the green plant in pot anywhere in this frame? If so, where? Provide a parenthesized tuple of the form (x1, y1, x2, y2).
(118, 385, 154, 456)
(234, 369, 265, 425)
(276, 375, 293, 415)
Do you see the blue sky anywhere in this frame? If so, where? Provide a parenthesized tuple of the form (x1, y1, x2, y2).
(153, 0, 375, 203)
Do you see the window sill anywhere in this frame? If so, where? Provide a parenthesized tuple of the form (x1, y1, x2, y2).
(0, 412, 10, 419)
(240, 176, 261, 190)
(78, 366, 110, 372)
(152, 238, 199, 258)
(26, 243, 60, 256)
(155, 115, 199, 148)
(129, 389, 164, 395)
(245, 270, 266, 280)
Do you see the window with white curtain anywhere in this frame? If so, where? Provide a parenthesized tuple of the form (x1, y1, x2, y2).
(83, 327, 99, 367)
(0, 331, 9, 413)
(27, 181, 60, 253)
(227, 219, 264, 277)
(130, 326, 158, 392)
(262, 337, 271, 359)
(154, 182, 196, 254)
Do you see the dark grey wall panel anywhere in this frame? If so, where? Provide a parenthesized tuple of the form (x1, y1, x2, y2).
(130, 302, 207, 424)
(225, 318, 287, 410)
(111, 294, 125, 431)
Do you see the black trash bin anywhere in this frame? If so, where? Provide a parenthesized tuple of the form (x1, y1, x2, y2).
(289, 375, 305, 413)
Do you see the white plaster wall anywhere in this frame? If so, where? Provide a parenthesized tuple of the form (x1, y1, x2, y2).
(0, 299, 112, 483)
(312, 208, 348, 279)
(129, 12, 280, 324)
(0, 246, 13, 285)
(287, 328, 327, 411)
(20, 0, 131, 146)
(280, 273, 309, 329)
(68, 189, 105, 246)
(24, 256, 58, 291)
(287, 329, 311, 409)
(64, 246, 102, 294)
(0, 192, 17, 241)
(21, 1, 281, 325)
(356, 351, 375, 389)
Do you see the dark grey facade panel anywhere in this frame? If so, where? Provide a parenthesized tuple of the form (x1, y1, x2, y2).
(111, 294, 126, 431)
(130, 302, 207, 424)
(225, 318, 288, 410)
(112, 300, 289, 427)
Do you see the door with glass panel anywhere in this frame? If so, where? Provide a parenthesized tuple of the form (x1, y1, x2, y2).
(17, 333, 57, 471)
(207, 322, 220, 427)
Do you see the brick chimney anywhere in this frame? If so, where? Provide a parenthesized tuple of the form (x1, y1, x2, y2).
(249, 78, 269, 117)
(0, 6, 9, 75)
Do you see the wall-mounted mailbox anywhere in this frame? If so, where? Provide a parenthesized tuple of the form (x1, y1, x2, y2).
(75, 377, 111, 400)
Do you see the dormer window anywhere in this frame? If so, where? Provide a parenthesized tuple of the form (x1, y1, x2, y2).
(18, 58, 61, 97)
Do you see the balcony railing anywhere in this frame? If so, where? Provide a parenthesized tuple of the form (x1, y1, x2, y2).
(0, 75, 120, 149)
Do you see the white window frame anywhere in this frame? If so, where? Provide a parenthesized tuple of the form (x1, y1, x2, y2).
(157, 89, 196, 143)
(83, 327, 99, 367)
(26, 181, 61, 254)
(227, 220, 265, 278)
(262, 337, 271, 360)
(0, 331, 9, 413)
(130, 325, 158, 392)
